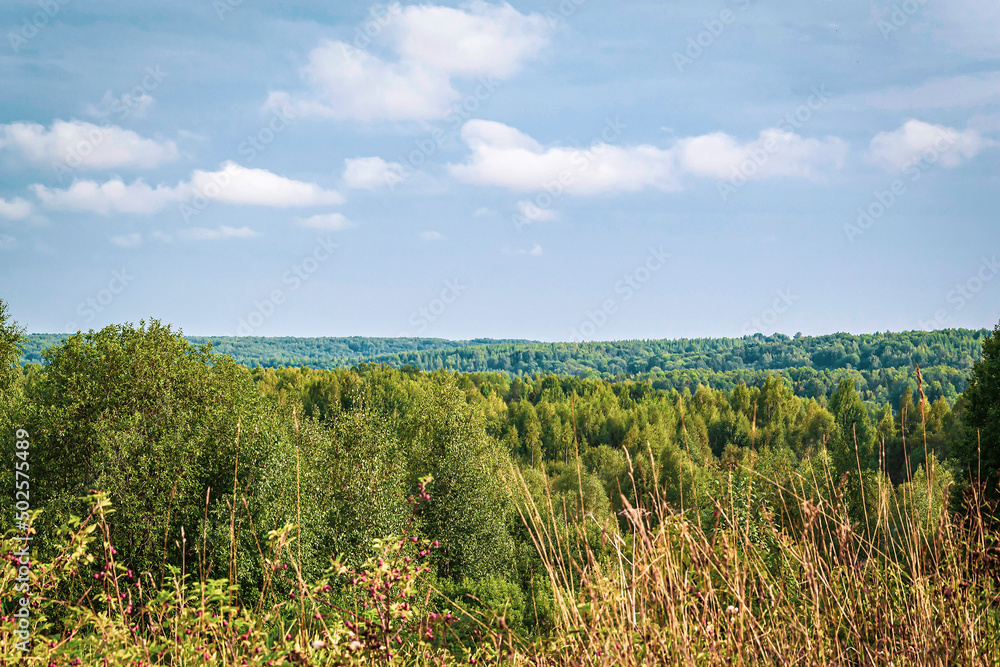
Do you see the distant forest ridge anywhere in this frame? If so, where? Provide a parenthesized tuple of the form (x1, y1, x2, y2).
(22, 328, 989, 409)
(21, 335, 531, 367)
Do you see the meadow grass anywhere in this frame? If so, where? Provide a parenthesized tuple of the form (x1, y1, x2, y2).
(3, 458, 999, 666)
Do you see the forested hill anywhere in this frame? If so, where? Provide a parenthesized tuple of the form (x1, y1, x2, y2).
(22, 328, 988, 408)
(361, 329, 986, 377)
(353, 329, 988, 408)
(21, 335, 533, 368)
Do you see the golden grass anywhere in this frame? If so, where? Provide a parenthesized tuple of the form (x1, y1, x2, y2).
(3, 460, 1000, 666)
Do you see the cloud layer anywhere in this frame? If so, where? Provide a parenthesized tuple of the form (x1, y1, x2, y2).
(928, 0, 1000, 58)
(32, 162, 343, 214)
(267, 1, 550, 121)
(0, 197, 33, 220)
(343, 156, 405, 189)
(180, 226, 258, 241)
(865, 72, 1000, 110)
(0, 120, 178, 170)
(448, 121, 847, 194)
(297, 213, 354, 230)
(867, 120, 991, 172)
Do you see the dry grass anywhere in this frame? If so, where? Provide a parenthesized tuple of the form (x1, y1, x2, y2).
(513, 456, 1000, 666)
(3, 461, 1000, 666)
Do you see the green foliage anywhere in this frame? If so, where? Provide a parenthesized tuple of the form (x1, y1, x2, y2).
(21, 334, 532, 369)
(22, 328, 987, 408)
(22, 321, 280, 582)
(9, 316, 1000, 664)
(440, 576, 528, 635)
(893, 453, 954, 534)
(957, 322, 1000, 495)
(0, 300, 27, 536)
(828, 379, 877, 470)
(407, 381, 518, 582)
(0, 299, 26, 396)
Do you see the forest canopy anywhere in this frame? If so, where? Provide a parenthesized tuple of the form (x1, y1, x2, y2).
(4, 306, 1000, 663)
(22, 328, 987, 411)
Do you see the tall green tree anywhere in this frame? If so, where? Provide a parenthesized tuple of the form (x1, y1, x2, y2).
(828, 379, 876, 472)
(957, 322, 1000, 495)
(26, 321, 277, 577)
(0, 299, 25, 397)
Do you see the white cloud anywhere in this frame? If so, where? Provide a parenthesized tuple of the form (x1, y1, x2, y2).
(0, 196, 32, 220)
(450, 120, 678, 194)
(867, 120, 992, 172)
(419, 230, 444, 241)
(267, 2, 550, 121)
(32, 162, 344, 214)
(297, 213, 354, 230)
(84, 90, 156, 120)
(343, 156, 405, 189)
(449, 121, 846, 194)
(516, 200, 556, 222)
(390, 1, 550, 78)
(674, 129, 847, 180)
(32, 178, 180, 214)
(267, 42, 456, 121)
(179, 226, 258, 241)
(473, 206, 495, 217)
(110, 233, 142, 248)
(865, 72, 1000, 110)
(0, 234, 15, 250)
(188, 162, 344, 207)
(0, 120, 178, 170)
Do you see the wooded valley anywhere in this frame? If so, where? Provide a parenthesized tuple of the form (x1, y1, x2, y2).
(4, 304, 1000, 664)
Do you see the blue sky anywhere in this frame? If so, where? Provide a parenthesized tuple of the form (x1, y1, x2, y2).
(1, 0, 998, 341)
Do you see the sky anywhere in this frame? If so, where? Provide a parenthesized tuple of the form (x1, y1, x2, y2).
(0, 0, 998, 342)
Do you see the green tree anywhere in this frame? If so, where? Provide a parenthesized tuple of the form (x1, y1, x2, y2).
(26, 321, 277, 578)
(0, 300, 26, 414)
(0, 300, 27, 536)
(957, 322, 1000, 495)
(828, 379, 876, 472)
(0, 299, 26, 397)
(409, 380, 518, 582)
